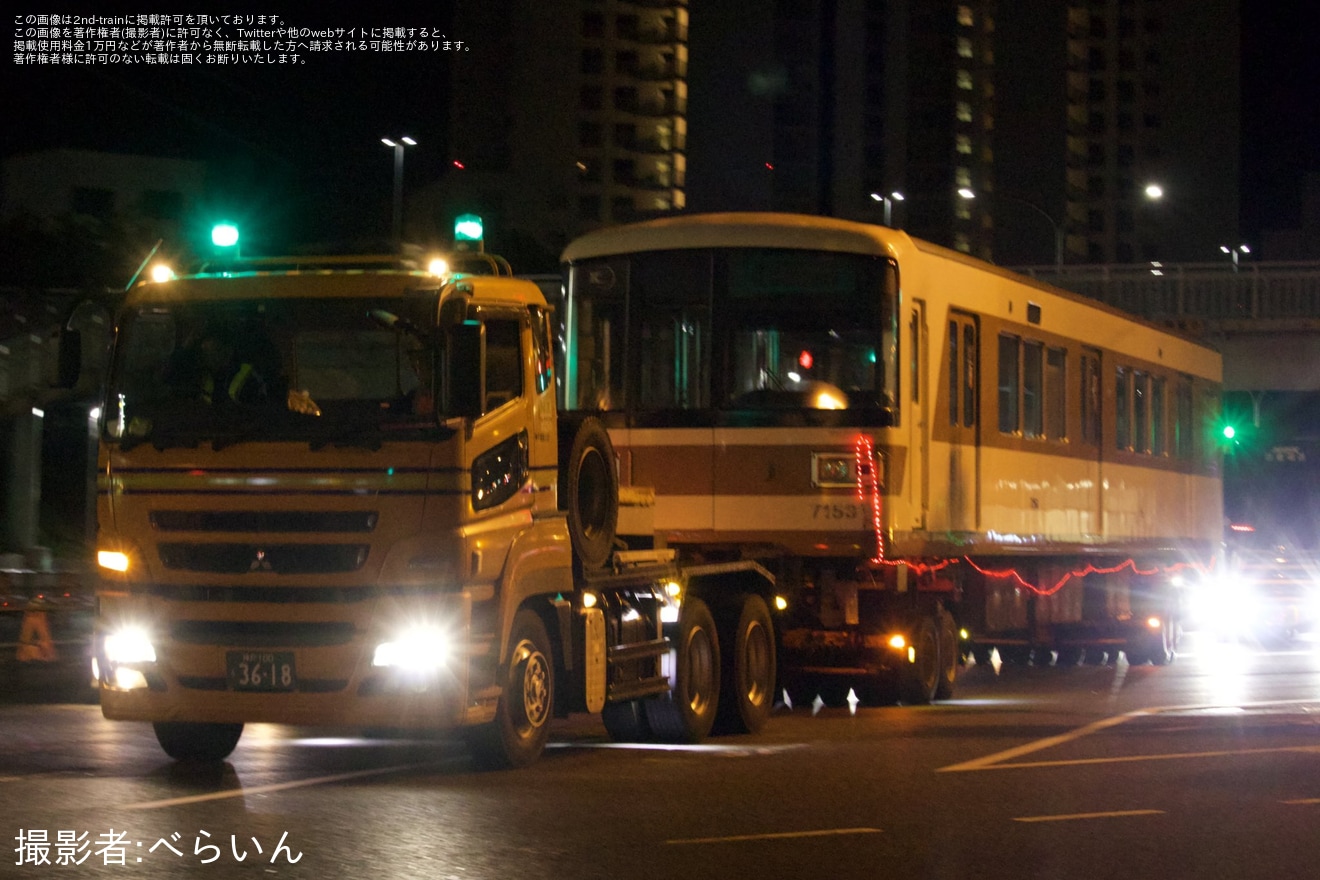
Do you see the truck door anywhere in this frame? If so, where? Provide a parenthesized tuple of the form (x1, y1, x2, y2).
(947, 311, 980, 532)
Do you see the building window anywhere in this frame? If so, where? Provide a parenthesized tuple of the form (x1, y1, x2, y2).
(579, 122, 603, 148)
(957, 5, 974, 26)
(956, 134, 972, 154)
(580, 85, 603, 111)
(958, 37, 973, 58)
(956, 102, 973, 123)
(582, 11, 605, 38)
(581, 49, 604, 75)
(957, 69, 973, 90)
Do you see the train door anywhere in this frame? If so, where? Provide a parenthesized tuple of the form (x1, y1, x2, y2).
(908, 300, 929, 529)
(947, 311, 980, 531)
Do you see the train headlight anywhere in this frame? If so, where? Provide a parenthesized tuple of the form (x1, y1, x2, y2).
(373, 626, 450, 671)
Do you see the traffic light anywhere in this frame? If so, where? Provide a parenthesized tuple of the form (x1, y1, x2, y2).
(211, 222, 240, 249)
(453, 214, 484, 252)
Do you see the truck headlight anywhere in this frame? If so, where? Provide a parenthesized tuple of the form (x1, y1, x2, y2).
(373, 626, 450, 671)
(104, 627, 157, 664)
(97, 550, 131, 573)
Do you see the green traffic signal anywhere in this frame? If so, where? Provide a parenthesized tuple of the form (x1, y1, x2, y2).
(211, 223, 240, 248)
(1222, 424, 1236, 440)
(454, 214, 484, 243)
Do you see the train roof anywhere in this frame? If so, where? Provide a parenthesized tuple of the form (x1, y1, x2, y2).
(561, 211, 1220, 361)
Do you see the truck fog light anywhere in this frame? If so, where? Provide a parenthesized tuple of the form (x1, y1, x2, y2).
(113, 667, 150, 690)
(373, 626, 450, 671)
(104, 628, 157, 664)
(97, 550, 130, 573)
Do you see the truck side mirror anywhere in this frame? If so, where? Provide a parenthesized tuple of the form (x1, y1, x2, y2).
(444, 320, 485, 420)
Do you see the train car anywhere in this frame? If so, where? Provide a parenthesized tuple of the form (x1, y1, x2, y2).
(559, 212, 1223, 702)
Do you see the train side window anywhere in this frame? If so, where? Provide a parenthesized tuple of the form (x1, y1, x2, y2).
(1022, 340, 1044, 438)
(1116, 366, 1131, 450)
(1133, 371, 1150, 453)
(1081, 354, 1101, 445)
(998, 333, 1019, 434)
(1046, 346, 1067, 440)
(963, 324, 976, 426)
(1174, 380, 1193, 459)
(1152, 375, 1166, 455)
(948, 321, 960, 426)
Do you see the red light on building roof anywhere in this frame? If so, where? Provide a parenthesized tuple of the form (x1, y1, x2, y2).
(798, 350, 814, 369)
(452, 160, 466, 169)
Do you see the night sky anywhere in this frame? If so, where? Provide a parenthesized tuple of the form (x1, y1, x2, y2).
(2, 4, 1316, 253)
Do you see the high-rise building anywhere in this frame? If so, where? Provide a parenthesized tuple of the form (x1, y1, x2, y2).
(427, 0, 1237, 269)
(995, 0, 1240, 265)
(427, 0, 690, 268)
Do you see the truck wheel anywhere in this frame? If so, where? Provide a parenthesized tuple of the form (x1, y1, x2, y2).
(563, 417, 618, 571)
(714, 594, 776, 735)
(934, 610, 958, 700)
(899, 617, 941, 705)
(152, 722, 243, 762)
(467, 610, 555, 769)
(645, 597, 720, 743)
(601, 700, 651, 742)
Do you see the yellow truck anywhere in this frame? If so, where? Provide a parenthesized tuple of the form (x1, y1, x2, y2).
(92, 255, 773, 766)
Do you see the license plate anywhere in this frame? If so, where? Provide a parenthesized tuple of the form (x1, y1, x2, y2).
(226, 651, 296, 692)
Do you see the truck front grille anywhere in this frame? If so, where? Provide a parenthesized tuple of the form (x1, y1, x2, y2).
(158, 543, 369, 574)
(170, 620, 357, 647)
(150, 511, 378, 533)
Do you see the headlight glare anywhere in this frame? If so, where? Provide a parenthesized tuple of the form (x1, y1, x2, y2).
(104, 627, 156, 664)
(373, 626, 450, 671)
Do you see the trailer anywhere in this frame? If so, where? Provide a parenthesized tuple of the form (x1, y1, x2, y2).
(559, 212, 1225, 695)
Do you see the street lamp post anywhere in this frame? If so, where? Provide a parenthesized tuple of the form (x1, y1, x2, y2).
(381, 136, 417, 252)
(990, 191, 1063, 268)
(870, 190, 905, 228)
(1221, 243, 1250, 272)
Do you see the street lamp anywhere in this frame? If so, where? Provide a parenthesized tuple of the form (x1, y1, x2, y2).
(381, 136, 417, 252)
(1220, 243, 1250, 272)
(870, 190, 905, 227)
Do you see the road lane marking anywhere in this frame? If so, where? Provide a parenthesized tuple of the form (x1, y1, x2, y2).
(963, 744, 1320, 771)
(118, 759, 460, 811)
(1014, 810, 1164, 823)
(938, 709, 1153, 772)
(666, 828, 882, 845)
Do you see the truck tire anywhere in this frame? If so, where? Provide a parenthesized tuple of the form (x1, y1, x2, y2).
(714, 594, 776, 735)
(898, 617, 940, 705)
(934, 610, 958, 700)
(563, 418, 618, 571)
(466, 609, 555, 769)
(601, 700, 651, 742)
(152, 722, 243, 762)
(645, 597, 719, 743)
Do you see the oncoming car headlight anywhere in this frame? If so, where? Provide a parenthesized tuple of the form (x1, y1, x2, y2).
(372, 626, 451, 672)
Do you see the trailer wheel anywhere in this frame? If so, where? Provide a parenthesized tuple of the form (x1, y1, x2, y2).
(934, 610, 958, 700)
(645, 597, 719, 743)
(714, 594, 776, 735)
(563, 417, 618, 571)
(466, 609, 555, 769)
(601, 700, 651, 742)
(152, 722, 243, 762)
(898, 617, 941, 705)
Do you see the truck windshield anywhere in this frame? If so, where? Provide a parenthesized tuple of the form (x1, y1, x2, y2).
(104, 294, 445, 449)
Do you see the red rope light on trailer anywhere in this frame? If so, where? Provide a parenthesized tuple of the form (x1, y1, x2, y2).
(960, 555, 1217, 597)
(855, 435, 884, 562)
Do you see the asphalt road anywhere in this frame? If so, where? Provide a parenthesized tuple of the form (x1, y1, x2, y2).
(5, 632, 1320, 879)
